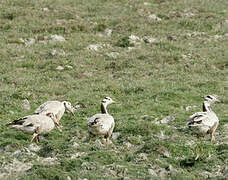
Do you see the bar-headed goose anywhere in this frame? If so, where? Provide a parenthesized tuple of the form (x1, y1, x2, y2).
(7, 113, 59, 143)
(88, 97, 115, 144)
(186, 95, 219, 141)
(34, 100, 75, 129)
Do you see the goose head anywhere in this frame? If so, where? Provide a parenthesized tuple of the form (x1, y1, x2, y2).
(101, 97, 115, 114)
(204, 95, 219, 103)
(63, 101, 75, 115)
(203, 95, 219, 112)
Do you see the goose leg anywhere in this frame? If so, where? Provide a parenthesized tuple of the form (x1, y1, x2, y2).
(210, 122, 218, 142)
(31, 133, 38, 143)
(35, 136, 39, 143)
(210, 132, 215, 142)
(104, 133, 110, 144)
(197, 134, 200, 141)
(89, 133, 94, 143)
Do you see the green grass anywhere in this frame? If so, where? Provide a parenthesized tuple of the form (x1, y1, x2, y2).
(0, 0, 228, 179)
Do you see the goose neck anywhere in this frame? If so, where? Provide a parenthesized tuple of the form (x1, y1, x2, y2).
(101, 103, 108, 114)
(202, 101, 211, 112)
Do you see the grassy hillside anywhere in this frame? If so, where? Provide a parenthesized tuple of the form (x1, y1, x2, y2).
(0, 0, 227, 179)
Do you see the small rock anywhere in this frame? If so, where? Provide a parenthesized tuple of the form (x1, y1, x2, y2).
(127, 47, 137, 51)
(158, 146, 170, 158)
(106, 52, 119, 59)
(148, 169, 157, 176)
(183, 12, 195, 17)
(3, 159, 32, 173)
(12, 150, 22, 157)
(20, 38, 35, 46)
(148, 14, 162, 21)
(42, 7, 49, 11)
(21, 99, 30, 111)
(185, 105, 198, 111)
(67, 176, 72, 180)
(144, 2, 151, 6)
(66, 65, 73, 69)
(129, 35, 141, 42)
(28, 143, 41, 152)
(72, 142, 79, 148)
(41, 157, 58, 165)
(50, 49, 66, 56)
(70, 152, 86, 159)
(104, 28, 112, 36)
(160, 116, 175, 124)
(8, 110, 14, 114)
(56, 66, 64, 71)
(49, 35, 65, 43)
(141, 115, 150, 120)
(123, 141, 132, 148)
(143, 36, 157, 44)
(87, 44, 101, 51)
(167, 35, 177, 41)
(138, 153, 148, 161)
(81, 136, 87, 142)
(214, 35, 222, 40)
(112, 132, 121, 141)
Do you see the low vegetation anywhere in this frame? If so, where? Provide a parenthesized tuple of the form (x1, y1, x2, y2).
(0, 0, 227, 179)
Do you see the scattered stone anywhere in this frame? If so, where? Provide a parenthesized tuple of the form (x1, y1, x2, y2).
(214, 35, 223, 40)
(40, 157, 58, 165)
(123, 141, 132, 148)
(19, 38, 35, 46)
(138, 153, 148, 161)
(3, 159, 32, 174)
(106, 52, 119, 59)
(28, 143, 41, 152)
(72, 142, 79, 148)
(148, 14, 162, 21)
(183, 12, 195, 17)
(157, 131, 169, 140)
(143, 36, 157, 44)
(157, 146, 170, 158)
(67, 176, 72, 180)
(49, 35, 65, 43)
(50, 49, 66, 56)
(21, 99, 31, 111)
(128, 35, 142, 46)
(159, 116, 175, 124)
(167, 35, 178, 41)
(112, 132, 121, 141)
(56, 66, 64, 71)
(148, 168, 157, 176)
(71, 152, 87, 159)
(141, 115, 150, 120)
(8, 110, 14, 114)
(42, 7, 49, 11)
(66, 65, 73, 69)
(185, 32, 205, 37)
(104, 28, 112, 36)
(127, 46, 137, 51)
(144, 2, 151, 6)
(81, 136, 87, 142)
(184, 105, 198, 111)
(87, 44, 101, 51)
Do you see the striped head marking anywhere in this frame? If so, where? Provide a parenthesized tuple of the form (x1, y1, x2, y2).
(204, 95, 219, 103)
(63, 101, 75, 115)
(101, 97, 114, 105)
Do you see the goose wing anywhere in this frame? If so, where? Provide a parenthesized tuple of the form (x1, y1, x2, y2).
(34, 101, 62, 114)
(187, 111, 216, 128)
(88, 114, 114, 134)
